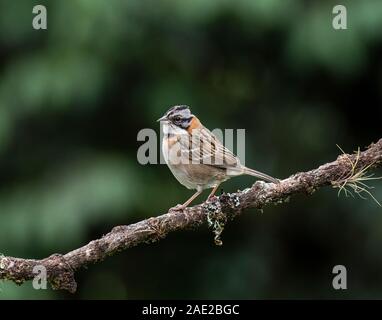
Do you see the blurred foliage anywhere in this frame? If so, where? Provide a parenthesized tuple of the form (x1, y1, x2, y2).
(0, 0, 381, 299)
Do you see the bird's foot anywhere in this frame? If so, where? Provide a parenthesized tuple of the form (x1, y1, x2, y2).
(207, 195, 218, 202)
(169, 204, 186, 212)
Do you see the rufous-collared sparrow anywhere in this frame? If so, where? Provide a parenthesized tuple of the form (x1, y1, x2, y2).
(158, 105, 279, 210)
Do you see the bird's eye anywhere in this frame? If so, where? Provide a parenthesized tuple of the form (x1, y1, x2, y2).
(174, 116, 181, 122)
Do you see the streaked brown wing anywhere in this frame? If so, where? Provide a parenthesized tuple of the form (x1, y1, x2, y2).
(179, 126, 239, 168)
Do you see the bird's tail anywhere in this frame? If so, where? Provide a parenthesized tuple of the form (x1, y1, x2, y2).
(242, 167, 280, 184)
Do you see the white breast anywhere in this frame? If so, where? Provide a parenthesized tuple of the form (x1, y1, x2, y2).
(161, 123, 198, 190)
(161, 123, 186, 164)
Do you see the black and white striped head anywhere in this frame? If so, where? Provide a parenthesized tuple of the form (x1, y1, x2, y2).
(157, 105, 194, 130)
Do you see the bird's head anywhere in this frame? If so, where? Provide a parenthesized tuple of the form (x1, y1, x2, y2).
(157, 105, 199, 132)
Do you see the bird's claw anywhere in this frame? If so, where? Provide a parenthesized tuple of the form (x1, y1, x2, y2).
(207, 195, 218, 202)
(169, 204, 185, 212)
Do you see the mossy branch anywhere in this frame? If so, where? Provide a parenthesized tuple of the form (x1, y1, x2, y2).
(1, 138, 381, 293)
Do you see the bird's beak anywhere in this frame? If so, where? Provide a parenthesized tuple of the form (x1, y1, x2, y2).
(157, 115, 167, 122)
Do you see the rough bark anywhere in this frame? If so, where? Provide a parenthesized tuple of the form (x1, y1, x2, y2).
(1, 139, 381, 293)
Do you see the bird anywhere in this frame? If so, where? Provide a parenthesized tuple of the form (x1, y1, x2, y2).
(157, 105, 279, 210)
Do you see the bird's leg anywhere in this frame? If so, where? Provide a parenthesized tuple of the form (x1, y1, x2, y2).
(182, 190, 202, 207)
(170, 190, 202, 211)
(207, 183, 220, 201)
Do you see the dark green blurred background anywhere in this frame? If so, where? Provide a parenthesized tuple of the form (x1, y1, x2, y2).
(0, 0, 381, 299)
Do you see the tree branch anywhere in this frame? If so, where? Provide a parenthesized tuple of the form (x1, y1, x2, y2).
(1, 139, 381, 293)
